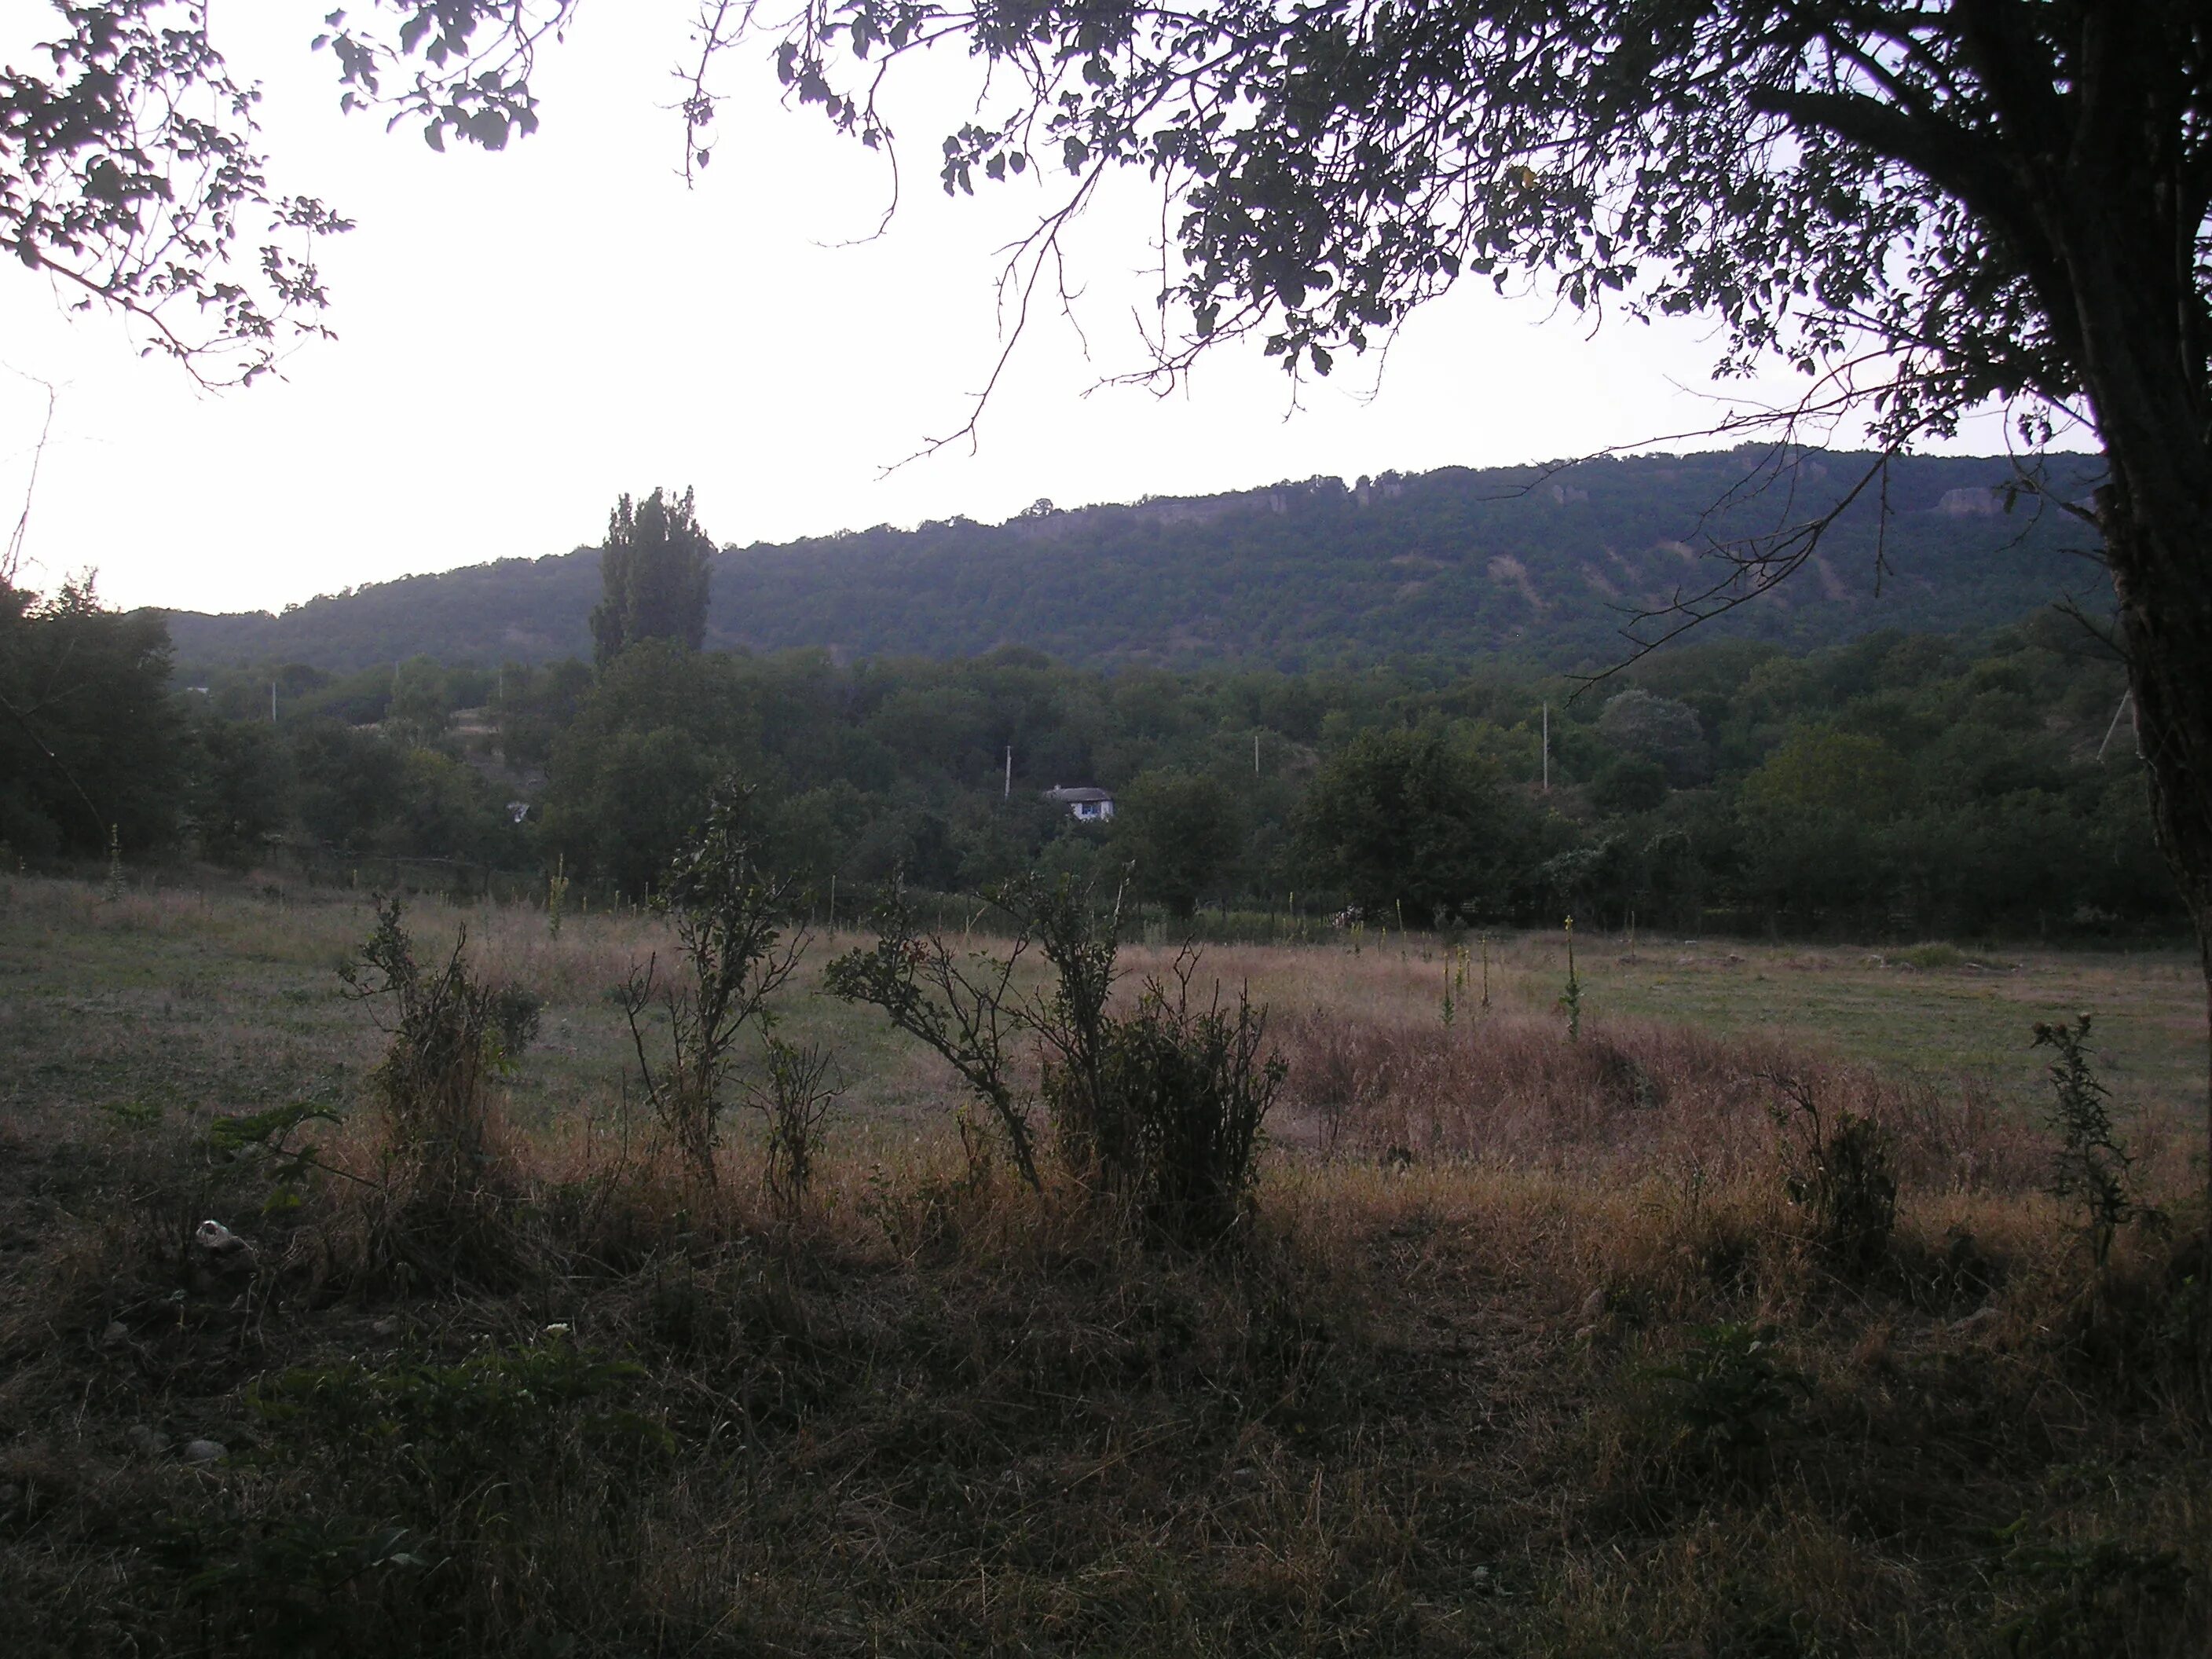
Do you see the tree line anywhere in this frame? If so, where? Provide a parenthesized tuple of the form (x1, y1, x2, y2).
(4, 500, 2177, 943)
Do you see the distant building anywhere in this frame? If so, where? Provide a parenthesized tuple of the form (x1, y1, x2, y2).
(1043, 785, 1115, 823)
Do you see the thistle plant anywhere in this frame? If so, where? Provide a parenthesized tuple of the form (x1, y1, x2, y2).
(546, 854, 569, 940)
(2033, 1013, 2157, 1273)
(1557, 915, 1582, 1042)
(101, 823, 123, 903)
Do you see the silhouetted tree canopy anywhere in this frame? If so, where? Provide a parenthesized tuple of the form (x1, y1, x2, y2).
(0, 576, 181, 855)
(0, 2, 556, 383)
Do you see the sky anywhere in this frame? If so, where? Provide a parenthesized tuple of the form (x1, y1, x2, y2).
(0, 2, 2047, 618)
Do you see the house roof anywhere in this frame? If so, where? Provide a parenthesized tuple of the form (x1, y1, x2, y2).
(1044, 786, 1114, 804)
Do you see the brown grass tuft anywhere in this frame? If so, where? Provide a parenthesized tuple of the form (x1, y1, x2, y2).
(1276, 1008, 2057, 1199)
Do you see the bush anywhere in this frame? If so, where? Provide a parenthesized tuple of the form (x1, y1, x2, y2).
(203, 1100, 348, 1218)
(1896, 941, 1965, 969)
(823, 874, 1046, 1189)
(146, 1340, 671, 1654)
(152, 1513, 430, 1657)
(486, 986, 543, 1057)
(1768, 1071, 1898, 1275)
(336, 900, 555, 1283)
(830, 872, 1284, 1245)
(1997, 1530, 2195, 1659)
(621, 782, 807, 1186)
(253, 1342, 660, 1490)
(341, 900, 507, 1208)
(1049, 955, 1284, 1245)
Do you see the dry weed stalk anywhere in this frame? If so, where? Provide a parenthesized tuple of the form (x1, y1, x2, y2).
(750, 1037, 843, 1223)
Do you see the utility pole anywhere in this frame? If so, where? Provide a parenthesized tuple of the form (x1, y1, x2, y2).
(1541, 701, 1550, 793)
(270, 680, 278, 723)
(1254, 731, 1261, 775)
(1004, 745, 1012, 800)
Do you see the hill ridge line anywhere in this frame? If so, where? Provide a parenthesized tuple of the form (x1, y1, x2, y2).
(159, 449, 2105, 675)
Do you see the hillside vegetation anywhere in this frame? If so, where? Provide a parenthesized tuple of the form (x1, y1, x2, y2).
(19, 564, 2180, 945)
(162, 450, 2101, 674)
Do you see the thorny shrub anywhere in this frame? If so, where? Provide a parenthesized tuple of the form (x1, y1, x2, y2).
(621, 782, 808, 1186)
(823, 874, 1046, 1189)
(1046, 955, 1283, 1245)
(339, 899, 522, 1225)
(830, 873, 1283, 1246)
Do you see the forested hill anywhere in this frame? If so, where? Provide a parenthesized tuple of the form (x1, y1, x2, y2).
(163, 449, 2104, 673)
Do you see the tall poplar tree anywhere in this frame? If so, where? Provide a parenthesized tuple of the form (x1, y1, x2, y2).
(589, 488, 713, 668)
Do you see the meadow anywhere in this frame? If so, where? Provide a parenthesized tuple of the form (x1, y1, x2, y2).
(1, 870, 2207, 1655)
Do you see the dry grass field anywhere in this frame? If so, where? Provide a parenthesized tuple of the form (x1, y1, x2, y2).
(1, 870, 2207, 1656)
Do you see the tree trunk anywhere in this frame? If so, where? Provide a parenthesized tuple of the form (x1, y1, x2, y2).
(2056, 177, 2212, 1237)
(2100, 479, 2212, 1199)
(2100, 468, 2212, 1397)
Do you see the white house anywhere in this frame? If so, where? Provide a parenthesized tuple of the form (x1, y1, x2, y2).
(1043, 785, 1115, 823)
